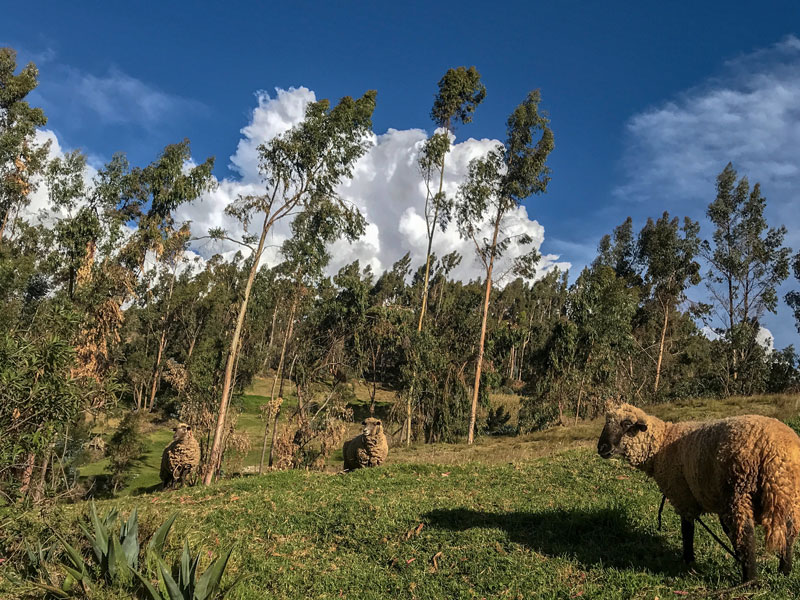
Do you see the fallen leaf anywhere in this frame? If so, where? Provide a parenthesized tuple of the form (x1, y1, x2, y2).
(441, 472, 450, 477)
(672, 592, 688, 596)
(495, 542, 507, 555)
(230, 495, 240, 501)
(432, 551, 442, 571)
(406, 558, 416, 565)
(615, 475, 629, 480)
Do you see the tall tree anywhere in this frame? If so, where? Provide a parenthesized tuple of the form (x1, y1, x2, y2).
(417, 66, 485, 330)
(787, 251, 800, 334)
(456, 90, 554, 444)
(702, 163, 791, 390)
(637, 212, 701, 392)
(203, 91, 376, 484)
(406, 67, 485, 445)
(0, 48, 49, 240)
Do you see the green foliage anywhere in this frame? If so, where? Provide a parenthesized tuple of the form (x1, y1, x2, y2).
(134, 541, 235, 600)
(107, 412, 147, 492)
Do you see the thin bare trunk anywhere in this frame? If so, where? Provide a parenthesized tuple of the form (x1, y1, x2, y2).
(269, 353, 297, 467)
(654, 299, 669, 393)
(467, 210, 502, 444)
(147, 269, 177, 411)
(260, 294, 297, 474)
(18, 452, 35, 500)
(0, 206, 9, 241)
(204, 212, 272, 485)
(261, 305, 279, 372)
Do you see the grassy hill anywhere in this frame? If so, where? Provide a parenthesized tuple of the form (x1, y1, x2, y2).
(3, 394, 800, 599)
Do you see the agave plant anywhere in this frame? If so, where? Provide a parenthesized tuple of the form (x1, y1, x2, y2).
(133, 539, 235, 600)
(54, 501, 141, 589)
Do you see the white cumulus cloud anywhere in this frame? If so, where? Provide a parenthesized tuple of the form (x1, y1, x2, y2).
(177, 87, 569, 283)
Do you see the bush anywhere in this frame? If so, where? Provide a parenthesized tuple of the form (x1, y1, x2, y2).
(107, 411, 146, 492)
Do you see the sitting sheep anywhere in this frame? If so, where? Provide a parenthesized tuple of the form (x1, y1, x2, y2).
(343, 417, 388, 471)
(160, 423, 200, 489)
(598, 403, 800, 582)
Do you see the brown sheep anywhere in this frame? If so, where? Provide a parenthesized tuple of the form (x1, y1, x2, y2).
(598, 403, 800, 582)
(343, 417, 388, 471)
(160, 423, 200, 489)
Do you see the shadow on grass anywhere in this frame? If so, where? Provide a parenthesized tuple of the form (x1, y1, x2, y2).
(424, 506, 685, 575)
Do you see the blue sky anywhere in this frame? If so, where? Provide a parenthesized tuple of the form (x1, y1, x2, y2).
(4, 1, 800, 347)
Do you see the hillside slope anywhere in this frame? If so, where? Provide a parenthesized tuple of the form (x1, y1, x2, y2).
(3, 395, 800, 599)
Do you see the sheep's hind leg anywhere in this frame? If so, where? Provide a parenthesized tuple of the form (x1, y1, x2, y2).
(779, 528, 795, 576)
(681, 517, 695, 563)
(730, 507, 757, 582)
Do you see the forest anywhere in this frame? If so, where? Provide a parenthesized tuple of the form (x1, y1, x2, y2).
(2, 46, 800, 506)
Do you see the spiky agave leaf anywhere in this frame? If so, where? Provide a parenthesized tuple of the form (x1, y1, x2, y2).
(193, 547, 232, 600)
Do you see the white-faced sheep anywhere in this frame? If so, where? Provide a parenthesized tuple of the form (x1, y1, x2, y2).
(598, 403, 800, 582)
(160, 422, 200, 489)
(343, 417, 388, 471)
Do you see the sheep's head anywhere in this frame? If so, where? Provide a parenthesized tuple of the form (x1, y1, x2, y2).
(597, 403, 650, 461)
(362, 417, 383, 438)
(172, 422, 193, 441)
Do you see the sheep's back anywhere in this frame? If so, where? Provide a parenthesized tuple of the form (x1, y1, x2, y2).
(654, 416, 800, 517)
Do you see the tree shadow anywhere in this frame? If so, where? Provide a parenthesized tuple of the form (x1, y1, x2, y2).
(424, 506, 686, 575)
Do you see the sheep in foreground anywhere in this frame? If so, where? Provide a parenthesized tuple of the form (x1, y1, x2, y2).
(597, 403, 800, 582)
(160, 422, 201, 489)
(343, 417, 388, 471)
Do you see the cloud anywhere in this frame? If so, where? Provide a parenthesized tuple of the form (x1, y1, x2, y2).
(616, 35, 800, 349)
(33, 64, 206, 134)
(175, 87, 569, 283)
(616, 36, 800, 237)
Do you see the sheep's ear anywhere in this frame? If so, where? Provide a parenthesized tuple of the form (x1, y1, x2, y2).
(633, 421, 647, 433)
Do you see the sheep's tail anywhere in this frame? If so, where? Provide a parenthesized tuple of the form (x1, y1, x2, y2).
(759, 452, 800, 553)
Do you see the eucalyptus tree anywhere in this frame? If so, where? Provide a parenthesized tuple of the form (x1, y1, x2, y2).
(403, 68, 486, 444)
(259, 208, 339, 473)
(0, 47, 49, 240)
(637, 212, 701, 392)
(702, 163, 791, 390)
(456, 90, 554, 444)
(787, 251, 800, 334)
(204, 91, 376, 484)
(417, 67, 485, 330)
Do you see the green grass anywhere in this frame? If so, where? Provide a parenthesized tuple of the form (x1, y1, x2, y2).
(6, 391, 800, 598)
(4, 449, 800, 599)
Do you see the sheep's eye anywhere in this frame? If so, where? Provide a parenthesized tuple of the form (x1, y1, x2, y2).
(361, 421, 366, 426)
(621, 419, 632, 430)
(376, 421, 381, 426)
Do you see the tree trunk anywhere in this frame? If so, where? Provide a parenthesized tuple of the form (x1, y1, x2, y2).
(18, 452, 36, 500)
(269, 353, 297, 467)
(204, 212, 272, 485)
(260, 293, 297, 474)
(146, 269, 177, 411)
(467, 209, 502, 444)
(261, 304, 279, 372)
(654, 299, 670, 393)
(0, 206, 10, 241)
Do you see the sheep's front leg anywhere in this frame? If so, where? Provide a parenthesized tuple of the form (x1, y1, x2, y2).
(681, 517, 695, 563)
